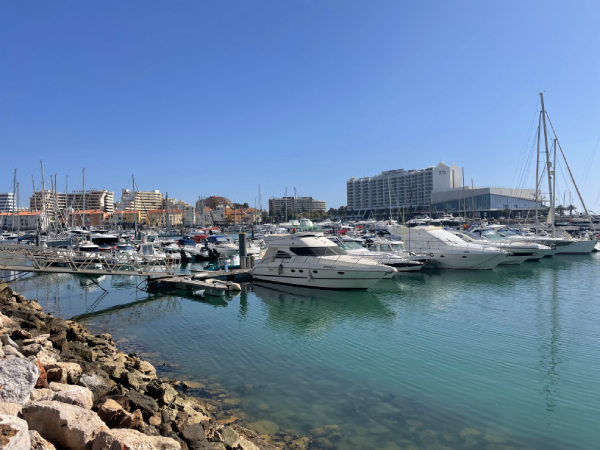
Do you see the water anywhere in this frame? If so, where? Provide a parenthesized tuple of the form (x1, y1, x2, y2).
(6, 255, 600, 450)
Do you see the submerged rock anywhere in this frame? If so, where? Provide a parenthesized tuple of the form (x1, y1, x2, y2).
(247, 419, 280, 435)
(0, 358, 39, 404)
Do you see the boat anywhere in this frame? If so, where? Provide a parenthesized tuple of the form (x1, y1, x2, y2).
(206, 235, 238, 257)
(448, 230, 539, 264)
(470, 227, 556, 259)
(330, 237, 423, 272)
(387, 226, 508, 269)
(251, 233, 397, 289)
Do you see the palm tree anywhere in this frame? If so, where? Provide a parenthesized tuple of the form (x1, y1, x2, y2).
(567, 205, 577, 216)
(555, 205, 565, 217)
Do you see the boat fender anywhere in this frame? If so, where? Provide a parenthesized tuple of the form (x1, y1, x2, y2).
(278, 264, 283, 275)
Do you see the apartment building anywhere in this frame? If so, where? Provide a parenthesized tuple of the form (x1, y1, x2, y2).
(67, 190, 114, 213)
(268, 197, 326, 215)
(346, 162, 463, 218)
(120, 189, 163, 219)
(0, 193, 15, 212)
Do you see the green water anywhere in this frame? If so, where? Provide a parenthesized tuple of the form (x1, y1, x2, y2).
(6, 254, 600, 450)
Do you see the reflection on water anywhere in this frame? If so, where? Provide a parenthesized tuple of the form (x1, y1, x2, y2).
(6, 256, 600, 450)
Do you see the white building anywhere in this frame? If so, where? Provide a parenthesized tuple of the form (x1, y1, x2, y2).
(120, 189, 163, 220)
(0, 211, 49, 232)
(346, 162, 463, 218)
(0, 193, 15, 212)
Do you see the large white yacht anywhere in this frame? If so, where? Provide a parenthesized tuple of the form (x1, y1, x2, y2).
(251, 233, 396, 289)
(448, 230, 542, 264)
(329, 237, 423, 272)
(498, 228, 597, 255)
(469, 227, 556, 259)
(387, 226, 508, 269)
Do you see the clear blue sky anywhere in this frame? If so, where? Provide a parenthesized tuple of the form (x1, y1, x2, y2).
(1, 1, 599, 211)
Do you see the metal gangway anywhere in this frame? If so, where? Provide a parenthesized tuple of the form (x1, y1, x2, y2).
(0, 243, 180, 276)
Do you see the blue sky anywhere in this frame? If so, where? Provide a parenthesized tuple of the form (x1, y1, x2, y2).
(1, 1, 599, 211)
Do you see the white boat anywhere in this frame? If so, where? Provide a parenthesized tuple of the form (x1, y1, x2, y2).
(448, 230, 540, 265)
(330, 237, 423, 272)
(387, 226, 508, 270)
(471, 227, 556, 259)
(206, 235, 238, 257)
(251, 233, 396, 289)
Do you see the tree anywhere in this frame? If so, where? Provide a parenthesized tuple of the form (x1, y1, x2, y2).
(567, 205, 576, 216)
(555, 205, 565, 217)
(242, 202, 249, 209)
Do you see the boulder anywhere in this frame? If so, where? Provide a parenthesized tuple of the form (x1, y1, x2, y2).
(97, 399, 125, 424)
(0, 358, 39, 404)
(118, 408, 144, 431)
(29, 430, 57, 450)
(172, 410, 189, 432)
(53, 386, 94, 410)
(78, 373, 111, 400)
(0, 403, 22, 417)
(33, 349, 58, 366)
(20, 343, 44, 357)
(34, 358, 48, 388)
(124, 390, 159, 421)
(238, 437, 260, 450)
(138, 360, 157, 375)
(181, 423, 209, 449)
(3, 345, 25, 359)
(122, 370, 141, 390)
(46, 367, 67, 384)
(92, 428, 181, 450)
(0, 414, 30, 449)
(0, 334, 19, 349)
(48, 382, 73, 392)
(220, 426, 240, 448)
(23, 335, 50, 345)
(30, 388, 55, 402)
(22, 401, 108, 450)
(45, 362, 82, 384)
(160, 384, 178, 406)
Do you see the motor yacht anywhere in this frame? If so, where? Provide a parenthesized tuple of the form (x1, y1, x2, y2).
(363, 237, 432, 265)
(448, 230, 539, 264)
(206, 235, 238, 257)
(387, 226, 507, 269)
(251, 233, 396, 289)
(330, 237, 423, 272)
(498, 228, 596, 255)
(469, 227, 555, 259)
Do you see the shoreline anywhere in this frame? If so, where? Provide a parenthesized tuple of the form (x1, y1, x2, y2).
(0, 280, 312, 450)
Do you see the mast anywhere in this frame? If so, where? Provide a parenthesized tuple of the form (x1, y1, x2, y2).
(82, 169, 86, 231)
(165, 192, 169, 230)
(462, 169, 465, 220)
(32, 176, 38, 233)
(540, 93, 554, 234)
(535, 112, 541, 233)
(552, 138, 557, 226)
(53, 175, 58, 233)
(16, 181, 20, 236)
(387, 177, 392, 222)
(471, 179, 475, 219)
(132, 175, 136, 234)
(285, 188, 288, 223)
(40, 162, 46, 232)
(12, 169, 16, 232)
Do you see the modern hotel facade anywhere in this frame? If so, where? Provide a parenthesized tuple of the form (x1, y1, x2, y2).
(346, 162, 463, 218)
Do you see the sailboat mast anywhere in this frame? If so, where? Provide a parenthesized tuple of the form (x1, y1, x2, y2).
(82, 169, 86, 230)
(471, 179, 475, 219)
(388, 177, 392, 221)
(552, 139, 557, 226)
(54, 175, 58, 233)
(132, 175, 136, 234)
(32, 176, 38, 234)
(535, 112, 541, 233)
(40, 162, 46, 232)
(540, 93, 554, 234)
(12, 169, 16, 232)
(16, 181, 20, 236)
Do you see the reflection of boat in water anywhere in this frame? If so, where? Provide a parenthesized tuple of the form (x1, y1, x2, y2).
(252, 281, 396, 336)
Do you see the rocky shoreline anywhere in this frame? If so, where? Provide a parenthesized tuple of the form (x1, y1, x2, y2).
(0, 281, 310, 450)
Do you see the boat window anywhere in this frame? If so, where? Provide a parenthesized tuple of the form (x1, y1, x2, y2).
(337, 272, 345, 274)
(312, 270, 318, 273)
(391, 244, 404, 251)
(299, 270, 303, 273)
(276, 250, 291, 259)
(291, 269, 295, 272)
(338, 241, 363, 250)
(379, 244, 391, 251)
(289, 247, 346, 256)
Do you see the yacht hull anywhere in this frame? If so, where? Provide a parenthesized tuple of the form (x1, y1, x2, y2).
(556, 240, 597, 255)
(499, 255, 528, 265)
(430, 252, 507, 270)
(251, 272, 384, 290)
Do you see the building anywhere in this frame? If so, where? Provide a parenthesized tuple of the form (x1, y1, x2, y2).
(120, 189, 163, 220)
(211, 205, 227, 225)
(346, 162, 463, 218)
(66, 190, 114, 213)
(0, 193, 15, 212)
(66, 210, 110, 228)
(109, 210, 143, 228)
(0, 211, 48, 231)
(268, 197, 326, 216)
(205, 196, 232, 209)
(145, 209, 183, 228)
(225, 208, 263, 225)
(29, 190, 66, 216)
(431, 187, 544, 218)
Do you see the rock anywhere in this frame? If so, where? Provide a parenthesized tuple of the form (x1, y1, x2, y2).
(23, 334, 50, 345)
(159, 423, 173, 436)
(220, 426, 240, 447)
(22, 401, 108, 450)
(146, 379, 163, 398)
(77, 374, 111, 400)
(97, 399, 125, 423)
(315, 437, 334, 448)
(30, 388, 54, 402)
(3, 345, 25, 359)
(460, 428, 481, 439)
(100, 362, 127, 380)
(122, 371, 140, 390)
(12, 329, 32, 339)
(34, 359, 48, 388)
(0, 403, 22, 417)
(463, 438, 478, 448)
(29, 430, 57, 450)
(172, 410, 189, 432)
(484, 433, 508, 444)
(149, 413, 162, 426)
(160, 384, 178, 406)
(180, 423, 208, 449)
(53, 386, 94, 410)
(124, 390, 159, 421)
(247, 419, 280, 435)
(0, 414, 30, 449)
(238, 437, 261, 450)
(0, 358, 39, 404)
(92, 428, 181, 450)
(48, 382, 73, 392)
(48, 336, 69, 353)
(138, 360, 157, 375)
(0, 334, 19, 349)
(118, 408, 144, 431)
(45, 362, 82, 384)
(33, 349, 58, 366)
(217, 416, 238, 425)
(46, 367, 67, 384)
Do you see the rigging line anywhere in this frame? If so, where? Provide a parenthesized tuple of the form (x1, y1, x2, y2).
(516, 126, 538, 192)
(510, 104, 539, 188)
(580, 131, 600, 187)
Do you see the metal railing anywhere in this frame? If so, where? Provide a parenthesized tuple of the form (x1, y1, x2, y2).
(0, 243, 180, 276)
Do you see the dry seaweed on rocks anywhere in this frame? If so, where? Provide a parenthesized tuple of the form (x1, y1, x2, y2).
(0, 281, 310, 450)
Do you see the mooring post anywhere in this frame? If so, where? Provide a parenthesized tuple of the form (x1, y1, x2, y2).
(251, 227, 255, 239)
(239, 232, 247, 258)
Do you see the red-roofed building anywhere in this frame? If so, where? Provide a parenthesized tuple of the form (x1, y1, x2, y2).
(146, 209, 183, 227)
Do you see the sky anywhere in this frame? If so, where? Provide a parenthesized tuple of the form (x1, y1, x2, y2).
(1, 1, 599, 211)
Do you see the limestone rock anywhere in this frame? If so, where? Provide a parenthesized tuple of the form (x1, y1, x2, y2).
(46, 367, 67, 384)
(33, 349, 58, 366)
(138, 360, 157, 375)
(53, 386, 94, 410)
(92, 428, 181, 450)
(97, 399, 125, 424)
(124, 390, 159, 421)
(30, 388, 55, 402)
(238, 437, 260, 450)
(45, 362, 82, 384)
(0, 403, 22, 417)
(180, 423, 208, 449)
(48, 382, 73, 392)
(3, 345, 25, 359)
(220, 426, 240, 448)
(0, 334, 18, 349)
(118, 408, 144, 431)
(29, 430, 57, 450)
(22, 400, 108, 450)
(0, 414, 30, 449)
(34, 358, 48, 388)
(0, 358, 39, 404)
(77, 374, 111, 400)
(160, 384, 178, 406)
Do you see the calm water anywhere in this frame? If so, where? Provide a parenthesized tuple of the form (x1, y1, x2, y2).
(6, 254, 600, 450)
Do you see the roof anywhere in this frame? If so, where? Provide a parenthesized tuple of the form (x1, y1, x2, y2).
(0, 211, 42, 216)
(146, 209, 182, 214)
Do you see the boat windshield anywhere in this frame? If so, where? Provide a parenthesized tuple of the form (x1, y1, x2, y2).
(390, 243, 404, 251)
(338, 241, 363, 250)
(480, 231, 503, 241)
(290, 246, 346, 256)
